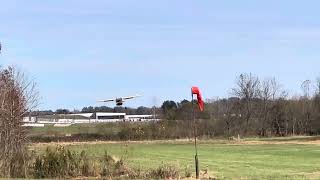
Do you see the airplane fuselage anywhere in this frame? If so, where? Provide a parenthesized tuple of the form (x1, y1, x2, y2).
(98, 94, 141, 106)
(115, 98, 124, 106)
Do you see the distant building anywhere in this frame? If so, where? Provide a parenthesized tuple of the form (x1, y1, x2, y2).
(96, 112, 125, 122)
(22, 112, 157, 127)
(125, 115, 153, 122)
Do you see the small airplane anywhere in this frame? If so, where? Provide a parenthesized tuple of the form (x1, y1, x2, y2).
(97, 94, 142, 106)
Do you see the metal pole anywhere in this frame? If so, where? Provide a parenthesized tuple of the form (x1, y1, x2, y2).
(192, 93, 200, 179)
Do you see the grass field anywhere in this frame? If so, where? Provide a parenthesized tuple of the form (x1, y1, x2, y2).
(32, 138, 320, 179)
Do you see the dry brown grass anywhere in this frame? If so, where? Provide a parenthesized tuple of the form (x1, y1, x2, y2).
(30, 137, 320, 149)
(236, 139, 320, 145)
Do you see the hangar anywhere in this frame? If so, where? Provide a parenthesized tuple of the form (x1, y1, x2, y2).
(23, 112, 156, 127)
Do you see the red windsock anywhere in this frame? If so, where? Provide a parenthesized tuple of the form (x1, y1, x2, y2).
(191, 86, 204, 111)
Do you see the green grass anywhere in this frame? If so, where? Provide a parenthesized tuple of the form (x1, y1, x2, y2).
(32, 140, 320, 179)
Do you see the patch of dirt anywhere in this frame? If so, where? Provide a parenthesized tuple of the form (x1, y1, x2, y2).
(31, 140, 120, 147)
(293, 171, 320, 179)
(237, 140, 320, 145)
(30, 139, 195, 148)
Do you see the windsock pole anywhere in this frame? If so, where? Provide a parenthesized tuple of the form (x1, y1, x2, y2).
(192, 92, 200, 179)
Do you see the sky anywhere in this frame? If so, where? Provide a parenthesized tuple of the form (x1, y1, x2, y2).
(1, 0, 320, 110)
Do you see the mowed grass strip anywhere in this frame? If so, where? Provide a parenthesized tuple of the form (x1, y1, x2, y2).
(32, 140, 320, 179)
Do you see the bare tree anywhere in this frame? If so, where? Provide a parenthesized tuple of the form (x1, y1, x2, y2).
(313, 78, 320, 123)
(258, 78, 280, 136)
(232, 73, 260, 134)
(315, 78, 320, 95)
(216, 98, 232, 136)
(219, 97, 241, 136)
(301, 80, 313, 134)
(0, 66, 38, 177)
(270, 91, 289, 136)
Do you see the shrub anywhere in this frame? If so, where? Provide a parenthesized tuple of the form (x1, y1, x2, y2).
(184, 165, 192, 178)
(32, 146, 144, 179)
(146, 164, 180, 179)
(33, 146, 94, 178)
(100, 151, 115, 177)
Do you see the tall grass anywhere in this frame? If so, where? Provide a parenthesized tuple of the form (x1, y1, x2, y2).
(28, 145, 182, 179)
(33, 146, 97, 178)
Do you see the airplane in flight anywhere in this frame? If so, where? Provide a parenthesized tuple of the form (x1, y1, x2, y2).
(97, 94, 141, 106)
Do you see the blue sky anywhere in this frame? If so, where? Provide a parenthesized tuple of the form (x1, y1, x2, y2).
(1, 0, 320, 110)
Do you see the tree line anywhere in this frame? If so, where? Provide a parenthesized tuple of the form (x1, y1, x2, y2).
(32, 73, 320, 137)
(210, 73, 320, 137)
(160, 73, 320, 137)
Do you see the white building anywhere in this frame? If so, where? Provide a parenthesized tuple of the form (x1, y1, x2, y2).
(22, 112, 157, 127)
(125, 115, 153, 122)
(95, 112, 126, 122)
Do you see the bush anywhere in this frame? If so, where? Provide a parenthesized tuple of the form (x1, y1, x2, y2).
(100, 152, 115, 177)
(32, 146, 144, 179)
(146, 164, 180, 179)
(33, 146, 95, 178)
(184, 165, 192, 178)
(0, 142, 191, 179)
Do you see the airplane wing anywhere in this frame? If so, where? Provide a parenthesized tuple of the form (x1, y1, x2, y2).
(97, 99, 115, 102)
(123, 94, 142, 100)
